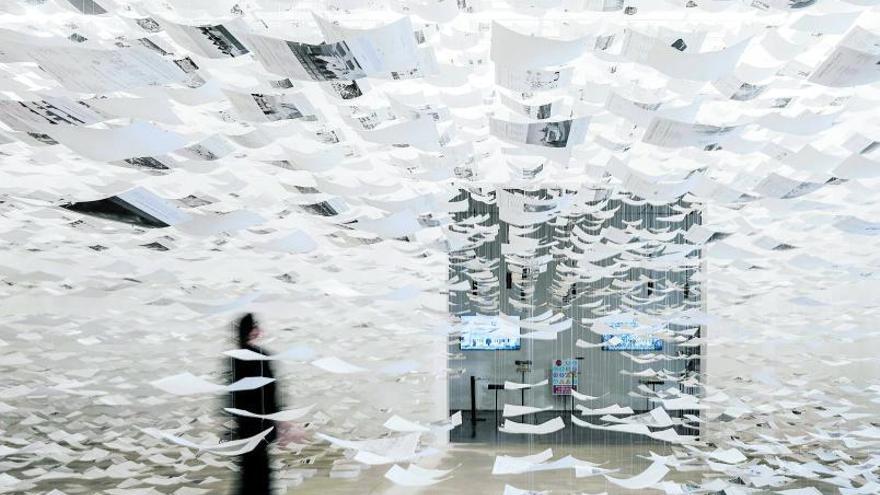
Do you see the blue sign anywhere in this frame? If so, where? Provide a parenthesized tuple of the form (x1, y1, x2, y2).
(552, 358, 578, 395)
(602, 333, 663, 351)
(460, 334, 521, 350)
(458, 315, 521, 350)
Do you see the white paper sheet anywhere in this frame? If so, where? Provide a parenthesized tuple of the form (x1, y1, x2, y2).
(384, 464, 451, 486)
(502, 404, 553, 417)
(47, 122, 187, 162)
(224, 405, 314, 421)
(504, 379, 549, 390)
(150, 372, 273, 395)
(310, 357, 367, 374)
(603, 461, 670, 490)
(142, 427, 273, 456)
(499, 416, 565, 435)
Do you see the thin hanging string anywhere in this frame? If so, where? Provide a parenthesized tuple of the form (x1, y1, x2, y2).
(260, 347, 266, 439)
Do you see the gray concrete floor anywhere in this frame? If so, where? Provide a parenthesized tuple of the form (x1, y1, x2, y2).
(286, 442, 699, 494)
(10, 440, 838, 494)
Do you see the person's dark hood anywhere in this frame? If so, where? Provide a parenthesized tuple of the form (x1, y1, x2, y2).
(236, 313, 255, 347)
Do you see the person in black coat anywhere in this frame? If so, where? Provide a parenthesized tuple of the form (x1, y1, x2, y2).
(229, 313, 279, 495)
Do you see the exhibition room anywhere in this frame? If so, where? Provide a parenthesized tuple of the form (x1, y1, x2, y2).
(1, 0, 879, 494)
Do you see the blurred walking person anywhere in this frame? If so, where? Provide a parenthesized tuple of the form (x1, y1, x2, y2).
(228, 313, 279, 495)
